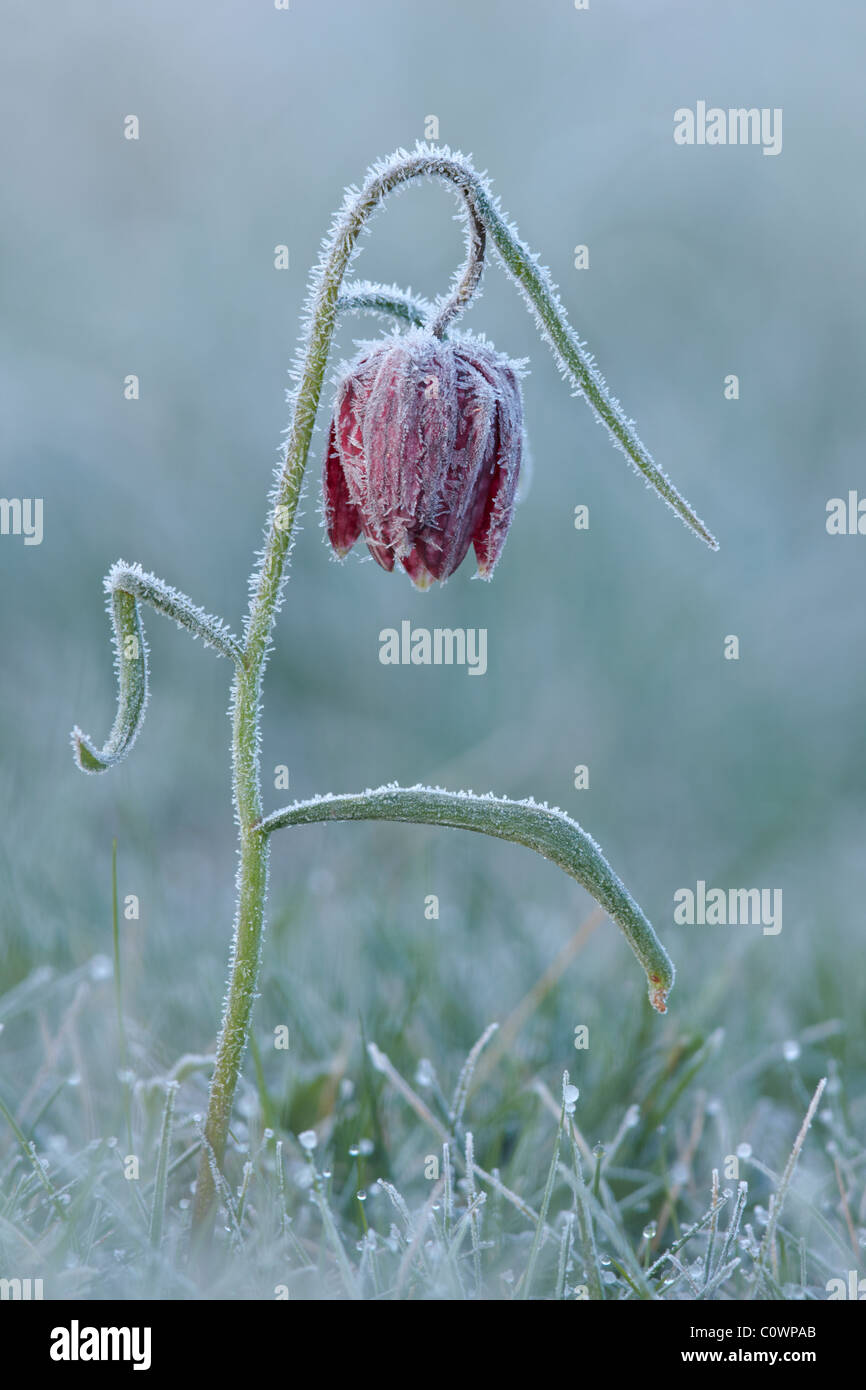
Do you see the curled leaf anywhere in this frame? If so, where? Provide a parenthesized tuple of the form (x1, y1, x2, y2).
(72, 561, 243, 775)
(258, 783, 674, 1011)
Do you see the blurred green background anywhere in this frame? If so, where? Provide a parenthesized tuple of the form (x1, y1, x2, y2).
(1, 0, 864, 1295)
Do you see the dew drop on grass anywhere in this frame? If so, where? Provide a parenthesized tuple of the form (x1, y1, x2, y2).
(348, 1145, 360, 1157)
(359, 1138, 374, 1156)
(298, 1130, 317, 1151)
(89, 954, 112, 980)
(736, 1142, 752, 1158)
(782, 1040, 801, 1062)
(592, 1142, 605, 1159)
(642, 1222, 657, 1240)
(563, 1083, 579, 1112)
(356, 1189, 367, 1202)
(415, 1059, 435, 1088)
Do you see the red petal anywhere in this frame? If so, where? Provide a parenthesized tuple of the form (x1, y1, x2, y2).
(324, 420, 362, 556)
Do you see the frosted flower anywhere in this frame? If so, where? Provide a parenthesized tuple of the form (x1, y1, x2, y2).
(324, 328, 523, 587)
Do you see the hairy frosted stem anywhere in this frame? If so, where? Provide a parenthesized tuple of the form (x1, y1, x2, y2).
(337, 280, 434, 328)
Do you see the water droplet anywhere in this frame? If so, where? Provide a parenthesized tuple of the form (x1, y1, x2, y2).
(298, 1130, 317, 1151)
(356, 1189, 367, 1202)
(705, 1097, 722, 1116)
(563, 1083, 580, 1110)
(348, 1145, 360, 1158)
(599, 1254, 611, 1267)
(642, 1222, 657, 1240)
(359, 1138, 374, 1156)
(415, 1059, 435, 1088)
(782, 1039, 801, 1062)
(89, 954, 112, 981)
(263, 1127, 274, 1140)
(321, 1169, 332, 1180)
(736, 1142, 752, 1159)
(179, 1198, 189, 1210)
(592, 1142, 605, 1159)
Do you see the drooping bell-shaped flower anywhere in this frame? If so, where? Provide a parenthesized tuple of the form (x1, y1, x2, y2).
(323, 328, 523, 587)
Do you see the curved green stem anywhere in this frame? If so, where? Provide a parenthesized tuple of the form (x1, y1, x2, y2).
(337, 279, 434, 329)
(72, 561, 242, 774)
(258, 785, 674, 1014)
